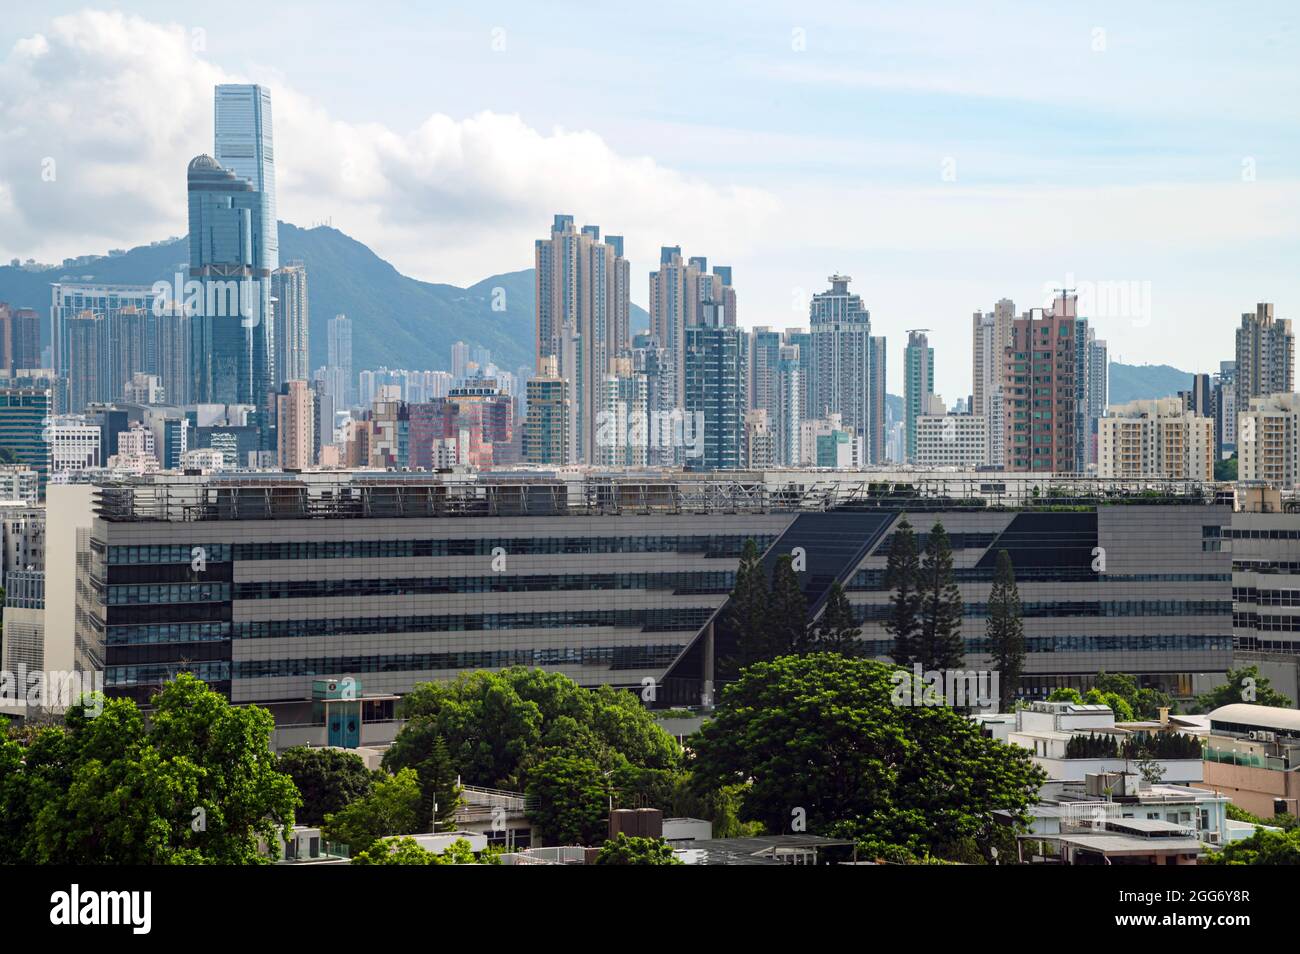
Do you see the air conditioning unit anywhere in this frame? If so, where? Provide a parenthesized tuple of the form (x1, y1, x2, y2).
(1248, 730, 1276, 742)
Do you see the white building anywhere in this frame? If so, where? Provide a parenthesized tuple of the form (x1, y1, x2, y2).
(0, 466, 39, 504)
(1098, 398, 1215, 481)
(1238, 392, 1300, 489)
(47, 416, 101, 477)
(915, 414, 987, 468)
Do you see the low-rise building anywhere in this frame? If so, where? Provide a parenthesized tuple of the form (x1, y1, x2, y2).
(1197, 702, 1300, 817)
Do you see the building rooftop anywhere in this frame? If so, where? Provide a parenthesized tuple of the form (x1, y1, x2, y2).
(1208, 704, 1300, 734)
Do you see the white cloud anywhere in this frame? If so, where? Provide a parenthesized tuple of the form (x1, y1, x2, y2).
(0, 10, 778, 283)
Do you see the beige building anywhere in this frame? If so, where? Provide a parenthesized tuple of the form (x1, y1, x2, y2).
(1098, 398, 1214, 481)
(276, 380, 315, 471)
(915, 414, 987, 468)
(1238, 392, 1300, 489)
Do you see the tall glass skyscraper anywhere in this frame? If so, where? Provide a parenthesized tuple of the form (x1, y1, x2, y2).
(206, 84, 278, 436)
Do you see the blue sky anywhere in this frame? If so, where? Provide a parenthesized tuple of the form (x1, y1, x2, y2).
(1, 2, 1297, 397)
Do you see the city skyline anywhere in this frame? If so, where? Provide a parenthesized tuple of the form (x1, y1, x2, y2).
(1, 4, 1297, 400)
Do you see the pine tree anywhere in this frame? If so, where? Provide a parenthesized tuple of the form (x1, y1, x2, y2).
(917, 521, 964, 671)
(811, 582, 864, 656)
(415, 736, 462, 832)
(768, 554, 810, 656)
(985, 549, 1024, 711)
(721, 538, 771, 678)
(883, 517, 923, 665)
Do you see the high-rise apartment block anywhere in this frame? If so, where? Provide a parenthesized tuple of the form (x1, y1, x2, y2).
(271, 263, 309, 385)
(808, 276, 884, 465)
(684, 302, 744, 471)
(1098, 399, 1215, 481)
(523, 357, 572, 466)
(904, 330, 935, 462)
(1238, 392, 1300, 489)
(535, 216, 631, 464)
(1003, 291, 1078, 472)
(276, 380, 315, 471)
(1235, 303, 1294, 415)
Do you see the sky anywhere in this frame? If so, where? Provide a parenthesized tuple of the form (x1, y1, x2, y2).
(1, 1, 1297, 398)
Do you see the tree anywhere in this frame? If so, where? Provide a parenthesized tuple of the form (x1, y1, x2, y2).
(277, 746, 376, 827)
(767, 554, 810, 656)
(720, 538, 772, 678)
(883, 518, 923, 666)
(594, 832, 682, 865)
(1084, 688, 1135, 721)
(916, 522, 964, 671)
(525, 755, 610, 846)
(691, 654, 1045, 861)
(1214, 455, 1237, 482)
(352, 835, 495, 865)
(810, 582, 864, 657)
(1047, 688, 1084, 704)
(383, 668, 679, 790)
(0, 675, 299, 864)
(1188, 665, 1292, 714)
(322, 767, 423, 856)
(414, 735, 462, 831)
(984, 550, 1024, 711)
(1206, 826, 1300, 865)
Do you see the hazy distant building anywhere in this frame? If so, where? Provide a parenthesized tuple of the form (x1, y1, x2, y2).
(809, 276, 882, 463)
(271, 263, 309, 384)
(1235, 303, 1294, 416)
(326, 314, 353, 406)
(972, 299, 1015, 469)
(535, 215, 631, 463)
(904, 330, 935, 463)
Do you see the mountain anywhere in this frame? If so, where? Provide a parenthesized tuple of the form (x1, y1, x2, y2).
(0, 224, 647, 375)
(1108, 361, 1200, 405)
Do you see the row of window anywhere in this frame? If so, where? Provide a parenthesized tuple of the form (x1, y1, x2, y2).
(103, 661, 231, 688)
(857, 634, 1232, 655)
(106, 534, 776, 566)
(855, 599, 1229, 622)
(232, 572, 735, 601)
(106, 621, 232, 646)
(106, 583, 230, 605)
(1233, 613, 1300, 632)
(1225, 528, 1300, 540)
(1233, 588, 1300, 607)
(848, 569, 1228, 588)
(230, 645, 686, 680)
(231, 607, 715, 640)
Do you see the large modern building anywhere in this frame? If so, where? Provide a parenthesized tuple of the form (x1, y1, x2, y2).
(271, 263, 310, 385)
(1238, 392, 1300, 489)
(0, 386, 52, 490)
(534, 216, 631, 464)
(808, 276, 885, 464)
(1004, 292, 1079, 472)
(75, 470, 1236, 725)
(1235, 302, 1294, 418)
(904, 330, 935, 462)
(684, 303, 744, 471)
(1098, 399, 1215, 481)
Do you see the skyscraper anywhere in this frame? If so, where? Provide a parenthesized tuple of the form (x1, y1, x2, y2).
(327, 313, 353, 406)
(271, 263, 309, 385)
(1235, 302, 1294, 417)
(211, 84, 278, 431)
(684, 302, 743, 471)
(904, 331, 935, 463)
(808, 276, 880, 464)
(972, 298, 1015, 468)
(648, 246, 732, 420)
(523, 357, 572, 466)
(186, 153, 268, 410)
(534, 215, 630, 463)
(275, 380, 315, 471)
(1003, 291, 1078, 472)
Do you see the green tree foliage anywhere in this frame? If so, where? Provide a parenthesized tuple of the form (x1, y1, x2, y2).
(524, 755, 610, 846)
(809, 582, 864, 657)
(720, 538, 772, 678)
(1084, 688, 1135, 721)
(1205, 826, 1300, 865)
(1091, 672, 1176, 720)
(767, 555, 810, 656)
(322, 767, 422, 856)
(414, 735, 462, 831)
(594, 832, 682, 865)
(351, 835, 497, 865)
(884, 518, 923, 666)
(1047, 688, 1084, 704)
(277, 746, 376, 827)
(1214, 455, 1237, 482)
(383, 667, 679, 790)
(916, 522, 965, 671)
(985, 550, 1024, 711)
(1188, 665, 1293, 713)
(690, 654, 1045, 861)
(0, 674, 298, 864)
